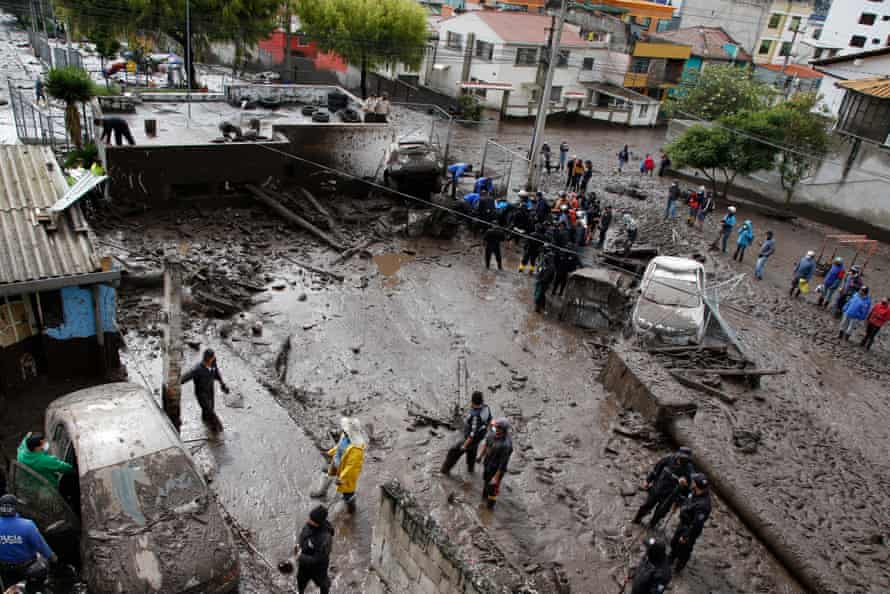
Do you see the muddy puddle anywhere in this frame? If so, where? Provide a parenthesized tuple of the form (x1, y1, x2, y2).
(372, 251, 415, 287)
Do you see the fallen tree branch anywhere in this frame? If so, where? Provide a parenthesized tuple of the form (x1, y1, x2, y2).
(246, 184, 344, 251)
(669, 371, 737, 405)
(279, 253, 345, 282)
(330, 236, 378, 266)
(678, 368, 787, 377)
(299, 187, 342, 239)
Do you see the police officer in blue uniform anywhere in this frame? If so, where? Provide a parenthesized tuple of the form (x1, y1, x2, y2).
(0, 495, 56, 593)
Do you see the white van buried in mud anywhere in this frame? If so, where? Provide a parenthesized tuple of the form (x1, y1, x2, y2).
(632, 256, 707, 345)
(7, 382, 239, 593)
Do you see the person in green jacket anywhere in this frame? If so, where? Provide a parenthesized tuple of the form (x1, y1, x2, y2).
(16, 433, 73, 488)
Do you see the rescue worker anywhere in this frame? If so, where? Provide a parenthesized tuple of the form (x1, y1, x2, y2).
(482, 225, 506, 270)
(617, 145, 629, 172)
(474, 174, 494, 195)
(657, 152, 671, 177)
(580, 160, 594, 195)
(541, 143, 552, 174)
(34, 76, 45, 104)
(476, 418, 513, 509)
(598, 206, 613, 249)
(733, 220, 754, 262)
(552, 249, 579, 297)
(686, 190, 700, 226)
(696, 189, 713, 229)
(361, 94, 378, 122)
(633, 447, 694, 529)
(478, 191, 496, 223)
(714, 206, 737, 253)
(754, 231, 775, 280)
(535, 192, 551, 224)
(642, 153, 655, 177)
(462, 191, 481, 212)
(839, 286, 871, 341)
(444, 162, 472, 200)
(629, 538, 672, 594)
(519, 224, 545, 274)
(181, 348, 230, 433)
(665, 182, 679, 221)
(833, 265, 863, 315)
(374, 92, 391, 122)
(818, 257, 845, 307)
(534, 252, 556, 313)
(790, 250, 816, 298)
(559, 141, 569, 171)
(16, 433, 73, 489)
(669, 473, 712, 573)
(862, 296, 890, 350)
(511, 195, 532, 235)
(95, 116, 136, 146)
(325, 417, 366, 513)
(0, 495, 57, 594)
(442, 391, 492, 475)
(295, 505, 334, 594)
(622, 213, 638, 257)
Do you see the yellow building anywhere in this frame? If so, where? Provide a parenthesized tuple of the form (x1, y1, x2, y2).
(624, 40, 692, 99)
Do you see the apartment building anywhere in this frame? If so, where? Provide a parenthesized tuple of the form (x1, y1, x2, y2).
(752, 1, 815, 65)
(803, 0, 890, 60)
(494, 0, 676, 33)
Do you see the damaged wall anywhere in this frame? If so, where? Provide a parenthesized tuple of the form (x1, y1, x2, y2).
(370, 481, 498, 594)
(272, 123, 395, 181)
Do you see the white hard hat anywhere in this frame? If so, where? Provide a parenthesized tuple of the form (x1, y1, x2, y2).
(518, 190, 529, 198)
(340, 417, 366, 446)
(698, 186, 705, 192)
(728, 206, 737, 213)
(806, 250, 815, 258)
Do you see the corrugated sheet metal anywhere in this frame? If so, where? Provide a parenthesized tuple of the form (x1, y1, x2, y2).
(838, 77, 890, 99)
(0, 145, 100, 288)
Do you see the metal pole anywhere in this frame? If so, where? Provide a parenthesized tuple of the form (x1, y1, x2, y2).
(526, 0, 567, 190)
(442, 117, 453, 175)
(480, 139, 489, 177)
(186, 0, 192, 125)
(781, 23, 802, 99)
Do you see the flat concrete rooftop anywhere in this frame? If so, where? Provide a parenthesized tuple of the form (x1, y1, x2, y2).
(108, 99, 380, 147)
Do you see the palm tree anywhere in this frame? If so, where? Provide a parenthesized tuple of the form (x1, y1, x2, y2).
(45, 67, 95, 150)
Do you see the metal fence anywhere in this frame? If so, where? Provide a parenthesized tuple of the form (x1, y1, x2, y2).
(8, 80, 96, 152)
(27, 31, 84, 70)
(479, 139, 532, 195)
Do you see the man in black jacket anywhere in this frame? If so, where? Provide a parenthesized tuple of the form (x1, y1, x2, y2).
(669, 473, 712, 573)
(296, 505, 334, 594)
(181, 349, 230, 433)
(633, 447, 694, 528)
(482, 226, 506, 270)
(630, 538, 672, 594)
(597, 206, 613, 249)
(477, 417, 513, 509)
(442, 391, 492, 475)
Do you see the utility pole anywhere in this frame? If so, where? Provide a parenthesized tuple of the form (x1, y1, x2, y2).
(526, 0, 567, 190)
(185, 0, 192, 125)
(161, 255, 184, 432)
(781, 21, 803, 99)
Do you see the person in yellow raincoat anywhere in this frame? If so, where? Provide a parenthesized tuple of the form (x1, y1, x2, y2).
(326, 417, 366, 513)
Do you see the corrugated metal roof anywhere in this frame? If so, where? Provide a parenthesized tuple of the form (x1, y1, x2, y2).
(0, 145, 100, 288)
(838, 77, 890, 99)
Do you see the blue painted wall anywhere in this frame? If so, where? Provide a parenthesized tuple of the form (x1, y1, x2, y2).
(45, 285, 117, 340)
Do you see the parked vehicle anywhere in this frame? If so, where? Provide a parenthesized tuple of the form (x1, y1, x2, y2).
(383, 138, 444, 195)
(7, 383, 239, 594)
(632, 256, 707, 345)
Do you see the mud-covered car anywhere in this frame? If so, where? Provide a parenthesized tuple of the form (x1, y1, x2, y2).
(7, 382, 239, 593)
(382, 139, 443, 194)
(632, 256, 707, 345)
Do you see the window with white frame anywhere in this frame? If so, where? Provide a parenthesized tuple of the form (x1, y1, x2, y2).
(446, 31, 463, 50)
(515, 47, 537, 66)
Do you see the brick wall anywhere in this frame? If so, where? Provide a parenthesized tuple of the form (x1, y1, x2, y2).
(370, 481, 499, 594)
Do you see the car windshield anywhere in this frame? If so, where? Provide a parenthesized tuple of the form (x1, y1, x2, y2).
(644, 273, 700, 308)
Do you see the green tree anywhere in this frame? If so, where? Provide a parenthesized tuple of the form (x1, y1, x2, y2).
(45, 67, 95, 150)
(60, 0, 280, 87)
(295, 0, 428, 98)
(666, 111, 779, 198)
(764, 93, 831, 205)
(665, 64, 775, 121)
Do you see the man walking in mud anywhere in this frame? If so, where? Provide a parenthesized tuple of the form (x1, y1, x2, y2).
(295, 505, 334, 594)
(442, 391, 492, 475)
(477, 418, 513, 509)
(633, 447, 694, 529)
(627, 538, 672, 594)
(669, 473, 712, 573)
(482, 225, 506, 270)
(181, 349, 230, 433)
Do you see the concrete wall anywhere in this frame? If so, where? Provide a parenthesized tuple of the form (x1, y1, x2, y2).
(815, 54, 890, 116)
(370, 481, 498, 594)
(273, 123, 396, 180)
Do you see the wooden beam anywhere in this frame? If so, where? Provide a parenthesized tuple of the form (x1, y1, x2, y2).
(162, 257, 184, 432)
(246, 184, 345, 251)
(669, 371, 737, 405)
(679, 368, 787, 377)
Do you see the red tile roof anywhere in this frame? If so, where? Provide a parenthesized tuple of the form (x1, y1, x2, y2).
(650, 27, 751, 62)
(474, 11, 595, 48)
(760, 63, 824, 79)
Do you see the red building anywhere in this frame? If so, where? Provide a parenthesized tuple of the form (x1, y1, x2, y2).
(258, 29, 347, 73)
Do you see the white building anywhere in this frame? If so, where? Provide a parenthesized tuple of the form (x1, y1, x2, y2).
(803, 0, 890, 61)
(811, 47, 890, 116)
(424, 11, 659, 126)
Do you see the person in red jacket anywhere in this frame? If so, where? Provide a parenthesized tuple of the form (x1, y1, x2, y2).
(643, 154, 656, 176)
(862, 297, 890, 349)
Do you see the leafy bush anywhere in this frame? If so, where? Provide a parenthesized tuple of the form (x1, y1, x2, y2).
(63, 143, 98, 168)
(458, 94, 482, 121)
